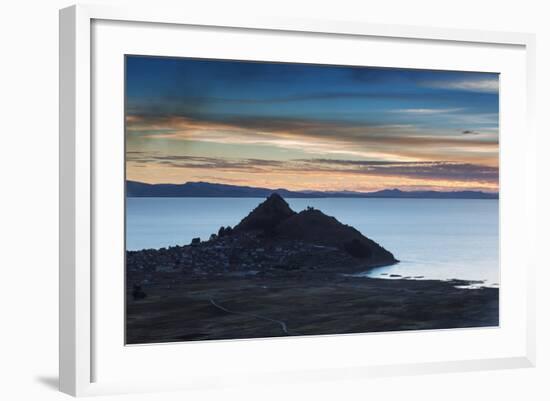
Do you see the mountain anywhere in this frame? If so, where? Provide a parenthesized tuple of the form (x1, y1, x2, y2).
(363, 188, 498, 199)
(233, 194, 398, 268)
(273, 205, 397, 266)
(126, 181, 498, 199)
(234, 193, 296, 231)
(126, 180, 314, 198)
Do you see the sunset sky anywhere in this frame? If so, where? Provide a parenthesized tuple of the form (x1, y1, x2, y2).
(125, 56, 499, 192)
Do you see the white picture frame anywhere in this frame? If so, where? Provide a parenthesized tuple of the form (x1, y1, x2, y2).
(59, 4, 536, 397)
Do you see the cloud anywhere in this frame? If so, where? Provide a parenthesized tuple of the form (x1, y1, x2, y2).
(347, 67, 499, 94)
(126, 113, 498, 165)
(425, 78, 499, 93)
(127, 152, 498, 185)
(297, 159, 498, 183)
(127, 153, 285, 173)
(395, 108, 464, 114)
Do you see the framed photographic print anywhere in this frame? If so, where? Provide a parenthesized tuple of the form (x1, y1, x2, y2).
(59, 4, 536, 397)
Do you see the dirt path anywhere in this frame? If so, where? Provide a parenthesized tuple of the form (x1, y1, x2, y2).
(209, 298, 297, 335)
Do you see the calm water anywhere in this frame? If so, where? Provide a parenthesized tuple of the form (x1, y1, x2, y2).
(126, 198, 499, 286)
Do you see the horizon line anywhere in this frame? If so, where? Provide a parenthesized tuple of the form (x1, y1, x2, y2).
(126, 179, 499, 195)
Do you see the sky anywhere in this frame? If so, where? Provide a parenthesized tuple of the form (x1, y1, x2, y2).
(125, 55, 499, 192)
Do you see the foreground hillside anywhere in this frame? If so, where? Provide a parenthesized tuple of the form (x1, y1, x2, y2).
(126, 273, 498, 344)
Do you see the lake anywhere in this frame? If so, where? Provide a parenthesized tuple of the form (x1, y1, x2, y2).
(126, 197, 499, 286)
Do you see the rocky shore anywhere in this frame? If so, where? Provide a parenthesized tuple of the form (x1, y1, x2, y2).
(126, 194, 498, 344)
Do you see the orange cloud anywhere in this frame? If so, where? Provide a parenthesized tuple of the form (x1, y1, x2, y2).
(126, 114, 499, 167)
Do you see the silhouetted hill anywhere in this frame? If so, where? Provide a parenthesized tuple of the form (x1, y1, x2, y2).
(234, 193, 296, 232)
(234, 196, 397, 266)
(274, 208, 396, 264)
(126, 181, 498, 199)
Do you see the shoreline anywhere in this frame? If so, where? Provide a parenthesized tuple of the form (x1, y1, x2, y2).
(127, 243, 496, 289)
(348, 273, 500, 289)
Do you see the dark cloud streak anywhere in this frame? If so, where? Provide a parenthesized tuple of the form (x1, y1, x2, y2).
(127, 114, 499, 148)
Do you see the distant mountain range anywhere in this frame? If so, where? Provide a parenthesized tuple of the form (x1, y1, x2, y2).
(127, 181, 498, 199)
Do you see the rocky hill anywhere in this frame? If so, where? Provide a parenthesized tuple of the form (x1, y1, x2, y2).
(275, 207, 396, 265)
(234, 193, 296, 232)
(235, 193, 396, 264)
(126, 194, 398, 276)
